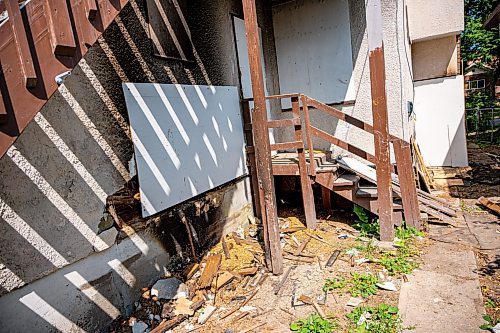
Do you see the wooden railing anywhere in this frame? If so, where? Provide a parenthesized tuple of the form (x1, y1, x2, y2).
(243, 93, 422, 228)
(0, 0, 129, 158)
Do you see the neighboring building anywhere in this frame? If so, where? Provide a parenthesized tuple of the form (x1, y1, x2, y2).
(0, 0, 466, 331)
(464, 63, 499, 100)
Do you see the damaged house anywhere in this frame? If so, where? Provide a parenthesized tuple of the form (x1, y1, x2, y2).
(0, 0, 464, 331)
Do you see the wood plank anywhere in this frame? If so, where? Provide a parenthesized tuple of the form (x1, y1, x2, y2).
(5, 0, 37, 87)
(305, 96, 374, 134)
(242, 0, 283, 274)
(270, 141, 304, 151)
(301, 95, 316, 176)
(321, 186, 332, 210)
(292, 96, 316, 229)
(86, 0, 98, 20)
(267, 117, 300, 128)
(365, 0, 393, 241)
(393, 139, 421, 228)
(477, 196, 500, 215)
(44, 0, 76, 56)
(197, 254, 222, 289)
(309, 126, 376, 164)
(0, 89, 7, 124)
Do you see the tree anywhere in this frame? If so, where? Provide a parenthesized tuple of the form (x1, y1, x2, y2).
(461, 0, 500, 109)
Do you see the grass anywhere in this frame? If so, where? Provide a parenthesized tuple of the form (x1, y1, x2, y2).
(290, 313, 337, 333)
(346, 304, 411, 333)
(379, 251, 418, 275)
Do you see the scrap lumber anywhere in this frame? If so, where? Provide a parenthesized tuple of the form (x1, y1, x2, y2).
(219, 288, 259, 320)
(198, 254, 222, 288)
(298, 295, 326, 318)
(326, 250, 341, 267)
(274, 266, 294, 295)
(283, 254, 315, 263)
(221, 237, 230, 259)
(477, 197, 500, 215)
(293, 237, 311, 256)
(215, 272, 234, 290)
(240, 322, 265, 333)
(183, 263, 199, 280)
(238, 267, 258, 276)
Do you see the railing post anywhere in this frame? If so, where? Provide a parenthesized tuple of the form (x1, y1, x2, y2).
(292, 96, 317, 229)
(365, 0, 394, 241)
(241, 0, 283, 274)
(300, 95, 316, 177)
(393, 139, 421, 229)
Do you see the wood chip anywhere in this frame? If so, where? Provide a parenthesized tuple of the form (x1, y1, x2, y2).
(283, 254, 315, 263)
(198, 254, 222, 288)
(238, 267, 258, 276)
(215, 271, 234, 290)
(184, 263, 199, 280)
(240, 322, 265, 333)
(222, 237, 231, 259)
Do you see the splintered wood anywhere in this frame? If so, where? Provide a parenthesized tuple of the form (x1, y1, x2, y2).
(198, 254, 222, 289)
(477, 196, 500, 214)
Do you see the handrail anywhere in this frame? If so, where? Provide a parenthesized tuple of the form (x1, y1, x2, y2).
(245, 93, 409, 174)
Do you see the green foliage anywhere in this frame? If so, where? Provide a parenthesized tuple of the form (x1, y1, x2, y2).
(395, 226, 423, 240)
(355, 240, 378, 257)
(353, 206, 379, 237)
(290, 314, 337, 333)
(485, 298, 497, 309)
(347, 304, 409, 333)
(379, 251, 418, 275)
(349, 273, 379, 298)
(323, 277, 347, 292)
(462, 0, 499, 110)
(480, 314, 499, 331)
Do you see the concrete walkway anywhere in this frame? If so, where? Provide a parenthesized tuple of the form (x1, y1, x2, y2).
(399, 242, 485, 332)
(399, 216, 487, 333)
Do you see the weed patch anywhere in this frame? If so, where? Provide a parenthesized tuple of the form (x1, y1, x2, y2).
(347, 304, 411, 333)
(323, 277, 347, 292)
(290, 313, 337, 332)
(349, 273, 379, 298)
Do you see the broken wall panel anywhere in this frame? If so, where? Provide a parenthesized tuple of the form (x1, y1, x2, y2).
(272, 0, 355, 109)
(123, 83, 248, 217)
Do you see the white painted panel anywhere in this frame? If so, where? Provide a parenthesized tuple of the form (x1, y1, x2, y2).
(414, 75, 468, 167)
(273, 0, 354, 109)
(123, 83, 248, 217)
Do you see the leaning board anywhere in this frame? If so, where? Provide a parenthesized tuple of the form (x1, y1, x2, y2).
(123, 83, 248, 217)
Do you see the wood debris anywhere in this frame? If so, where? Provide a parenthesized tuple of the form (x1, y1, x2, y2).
(198, 254, 222, 289)
(477, 196, 500, 214)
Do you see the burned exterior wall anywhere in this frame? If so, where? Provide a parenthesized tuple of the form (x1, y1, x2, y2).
(0, 0, 277, 331)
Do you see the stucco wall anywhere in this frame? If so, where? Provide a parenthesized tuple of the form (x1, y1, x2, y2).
(414, 76, 468, 167)
(0, 0, 278, 330)
(271, 0, 414, 159)
(412, 36, 459, 81)
(407, 0, 464, 42)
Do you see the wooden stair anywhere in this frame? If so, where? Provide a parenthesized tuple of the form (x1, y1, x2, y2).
(272, 151, 404, 222)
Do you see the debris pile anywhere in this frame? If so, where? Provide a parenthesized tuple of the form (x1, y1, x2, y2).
(110, 212, 426, 332)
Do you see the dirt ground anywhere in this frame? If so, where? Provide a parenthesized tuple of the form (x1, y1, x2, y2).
(109, 208, 428, 333)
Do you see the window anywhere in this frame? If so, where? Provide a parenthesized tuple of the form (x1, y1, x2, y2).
(466, 79, 485, 90)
